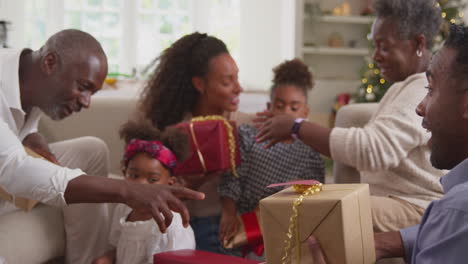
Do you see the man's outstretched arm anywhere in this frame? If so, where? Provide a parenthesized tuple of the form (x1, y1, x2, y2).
(65, 175, 204, 233)
(374, 231, 407, 260)
(0, 121, 204, 233)
(307, 231, 408, 264)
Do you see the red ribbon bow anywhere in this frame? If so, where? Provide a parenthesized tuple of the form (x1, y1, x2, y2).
(241, 211, 264, 256)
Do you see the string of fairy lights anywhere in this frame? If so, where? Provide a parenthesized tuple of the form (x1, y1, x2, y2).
(439, 2, 464, 24)
(361, 63, 386, 95)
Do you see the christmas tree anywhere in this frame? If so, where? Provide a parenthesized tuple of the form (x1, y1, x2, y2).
(353, 0, 466, 103)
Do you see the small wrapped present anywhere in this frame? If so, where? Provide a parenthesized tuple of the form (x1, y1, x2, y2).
(260, 183, 375, 264)
(153, 249, 262, 264)
(223, 208, 264, 256)
(173, 115, 241, 177)
(0, 147, 46, 211)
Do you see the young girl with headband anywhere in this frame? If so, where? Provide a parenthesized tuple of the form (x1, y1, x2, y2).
(92, 120, 195, 264)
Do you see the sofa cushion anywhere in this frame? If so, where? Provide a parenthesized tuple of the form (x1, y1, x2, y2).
(39, 96, 138, 175)
(0, 204, 65, 263)
(332, 103, 378, 183)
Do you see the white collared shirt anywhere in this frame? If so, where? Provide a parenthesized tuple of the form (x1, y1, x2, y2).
(109, 204, 195, 264)
(0, 48, 84, 213)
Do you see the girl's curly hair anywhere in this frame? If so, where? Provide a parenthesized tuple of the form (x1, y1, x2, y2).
(119, 118, 190, 162)
(139, 32, 229, 130)
(270, 58, 314, 99)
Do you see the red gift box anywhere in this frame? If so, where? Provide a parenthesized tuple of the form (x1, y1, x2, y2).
(173, 116, 241, 177)
(153, 249, 262, 264)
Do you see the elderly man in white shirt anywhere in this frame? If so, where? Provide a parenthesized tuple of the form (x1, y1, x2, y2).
(0, 29, 203, 264)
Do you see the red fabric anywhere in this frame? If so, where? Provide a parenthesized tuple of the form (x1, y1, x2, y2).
(173, 120, 241, 176)
(153, 249, 262, 264)
(242, 211, 264, 256)
(267, 179, 321, 188)
(122, 139, 177, 170)
(337, 93, 351, 105)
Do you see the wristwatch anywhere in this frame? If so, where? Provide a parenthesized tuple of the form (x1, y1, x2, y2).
(291, 118, 305, 139)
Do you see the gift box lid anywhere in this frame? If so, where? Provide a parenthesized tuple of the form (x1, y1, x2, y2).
(153, 249, 263, 264)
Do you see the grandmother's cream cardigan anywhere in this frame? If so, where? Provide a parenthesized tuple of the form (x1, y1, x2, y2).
(330, 73, 444, 208)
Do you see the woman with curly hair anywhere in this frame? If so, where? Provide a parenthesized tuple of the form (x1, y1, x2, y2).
(136, 32, 252, 255)
(218, 59, 325, 258)
(139, 32, 249, 130)
(256, 0, 445, 235)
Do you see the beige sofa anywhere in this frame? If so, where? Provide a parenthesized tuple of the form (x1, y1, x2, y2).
(332, 103, 378, 183)
(39, 96, 139, 175)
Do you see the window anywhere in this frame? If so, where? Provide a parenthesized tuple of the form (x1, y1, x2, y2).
(196, 0, 241, 62)
(64, 0, 123, 72)
(22, 0, 240, 76)
(136, 0, 191, 70)
(24, 0, 49, 50)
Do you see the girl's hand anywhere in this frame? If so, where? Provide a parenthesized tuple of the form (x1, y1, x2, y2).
(307, 235, 328, 264)
(92, 256, 114, 264)
(254, 111, 295, 148)
(219, 211, 240, 244)
(92, 249, 116, 264)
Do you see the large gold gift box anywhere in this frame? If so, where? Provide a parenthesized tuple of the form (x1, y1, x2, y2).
(259, 184, 375, 264)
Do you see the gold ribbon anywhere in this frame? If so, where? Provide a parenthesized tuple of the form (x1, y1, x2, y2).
(189, 122, 207, 173)
(282, 183, 323, 264)
(190, 115, 239, 178)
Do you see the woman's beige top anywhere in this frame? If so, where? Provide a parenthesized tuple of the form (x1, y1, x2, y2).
(330, 73, 444, 209)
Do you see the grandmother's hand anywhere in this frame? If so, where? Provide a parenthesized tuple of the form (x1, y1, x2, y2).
(254, 111, 295, 148)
